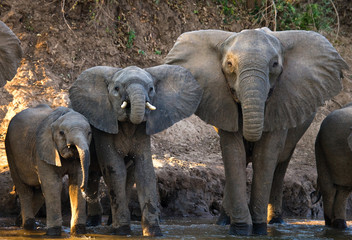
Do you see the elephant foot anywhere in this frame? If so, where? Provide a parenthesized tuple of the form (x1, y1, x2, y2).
(324, 214, 332, 226)
(23, 218, 36, 230)
(71, 224, 86, 236)
(216, 209, 230, 226)
(253, 222, 267, 235)
(46, 226, 61, 236)
(86, 215, 102, 227)
(114, 225, 132, 235)
(268, 216, 285, 225)
(143, 225, 163, 237)
(332, 219, 347, 229)
(229, 223, 252, 236)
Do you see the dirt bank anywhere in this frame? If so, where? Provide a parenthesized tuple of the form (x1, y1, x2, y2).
(0, 0, 351, 221)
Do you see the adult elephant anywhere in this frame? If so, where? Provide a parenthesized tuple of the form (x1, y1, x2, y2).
(6, 105, 92, 236)
(165, 27, 348, 235)
(315, 103, 352, 229)
(0, 21, 22, 84)
(69, 65, 202, 236)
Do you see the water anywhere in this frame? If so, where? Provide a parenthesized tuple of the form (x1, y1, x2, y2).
(0, 217, 352, 240)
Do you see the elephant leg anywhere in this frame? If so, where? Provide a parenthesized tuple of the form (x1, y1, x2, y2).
(7, 153, 36, 229)
(332, 187, 350, 229)
(16, 185, 36, 230)
(267, 159, 290, 224)
(125, 158, 135, 205)
(315, 139, 335, 226)
(218, 129, 252, 236)
(94, 133, 131, 235)
(134, 148, 162, 236)
(32, 188, 44, 218)
(86, 155, 103, 227)
(250, 130, 287, 235)
(38, 165, 63, 236)
(268, 115, 314, 225)
(68, 162, 87, 236)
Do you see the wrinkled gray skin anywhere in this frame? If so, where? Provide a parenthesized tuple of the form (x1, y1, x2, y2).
(69, 65, 202, 236)
(0, 21, 22, 86)
(165, 27, 348, 235)
(5, 105, 92, 236)
(315, 103, 352, 230)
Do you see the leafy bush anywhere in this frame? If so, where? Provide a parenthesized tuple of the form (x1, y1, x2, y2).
(215, 0, 335, 31)
(274, 0, 334, 30)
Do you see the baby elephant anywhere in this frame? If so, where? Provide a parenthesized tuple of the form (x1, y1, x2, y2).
(315, 103, 352, 229)
(5, 104, 92, 236)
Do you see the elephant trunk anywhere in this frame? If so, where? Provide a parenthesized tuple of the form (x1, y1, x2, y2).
(127, 84, 146, 125)
(76, 142, 90, 196)
(238, 70, 269, 142)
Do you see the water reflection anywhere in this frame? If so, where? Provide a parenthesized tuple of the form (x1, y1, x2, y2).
(0, 217, 352, 240)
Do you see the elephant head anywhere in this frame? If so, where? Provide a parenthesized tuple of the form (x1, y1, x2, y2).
(0, 21, 22, 86)
(36, 107, 92, 194)
(165, 28, 348, 142)
(69, 65, 202, 135)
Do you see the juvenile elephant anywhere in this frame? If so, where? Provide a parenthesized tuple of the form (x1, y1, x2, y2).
(0, 21, 22, 85)
(6, 105, 92, 236)
(165, 28, 348, 235)
(315, 103, 352, 229)
(69, 65, 202, 236)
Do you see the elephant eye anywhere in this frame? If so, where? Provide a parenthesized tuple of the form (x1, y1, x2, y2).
(114, 86, 120, 92)
(59, 130, 65, 136)
(149, 87, 154, 93)
(272, 61, 278, 68)
(227, 61, 233, 68)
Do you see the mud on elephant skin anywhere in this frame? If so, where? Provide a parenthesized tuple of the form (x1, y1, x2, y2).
(5, 104, 92, 236)
(315, 103, 352, 230)
(165, 27, 349, 235)
(0, 20, 22, 85)
(69, 65, 202, 236)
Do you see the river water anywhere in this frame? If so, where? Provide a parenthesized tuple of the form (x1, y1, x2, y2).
(0, 217, 352, 240)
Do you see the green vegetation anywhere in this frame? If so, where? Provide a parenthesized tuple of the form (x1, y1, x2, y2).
(127, 29, 136, 48)
(155, 49, 162, 55)
(269, 0, 334, 30)
(216, 0, 243, 24)
(216, 0, 335, 31)
(138, 50, 146, 55)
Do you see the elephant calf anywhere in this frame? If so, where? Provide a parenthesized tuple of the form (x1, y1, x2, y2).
(69, 65, 202, 236)
(5, 104, 92, 236)
(315, 103, 352, 229)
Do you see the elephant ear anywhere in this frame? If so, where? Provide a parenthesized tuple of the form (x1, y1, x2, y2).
(262, 28, 349, 131)
(0, 21, 22, 86)
(36, 107, 71, 167)
(165, 30, 239, 132)
(144, 64, 203, 135)
(69, 66, 122, 134)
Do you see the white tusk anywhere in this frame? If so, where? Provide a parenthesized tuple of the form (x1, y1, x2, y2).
(146, 102, 156, 111)
(121, 101, 128, 109)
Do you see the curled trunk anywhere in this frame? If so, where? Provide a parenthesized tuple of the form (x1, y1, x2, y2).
(76, 142, 90, 196)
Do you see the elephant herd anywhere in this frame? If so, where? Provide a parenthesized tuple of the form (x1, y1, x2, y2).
(1, 20, 351, 237)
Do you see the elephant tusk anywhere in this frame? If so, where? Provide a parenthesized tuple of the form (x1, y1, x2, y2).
(146, 102, 156, 111)
(121, 101, 128, 109)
